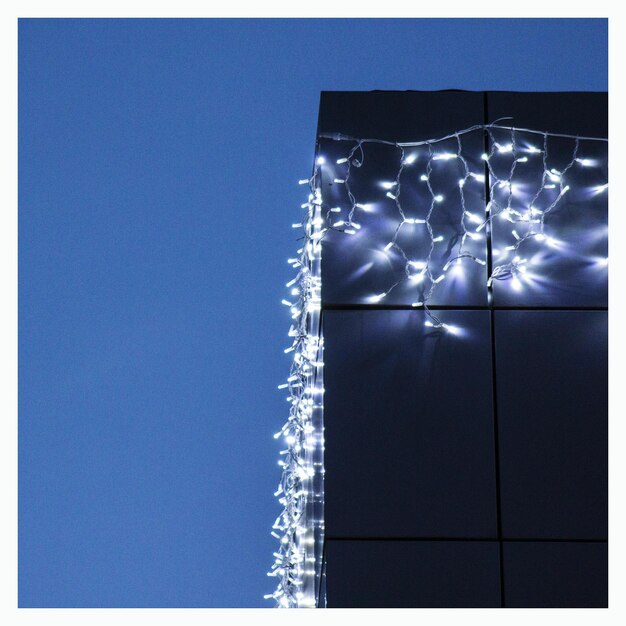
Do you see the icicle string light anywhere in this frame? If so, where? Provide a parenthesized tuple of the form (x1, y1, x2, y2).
(268, 122, 607, 607)
(266, 176, 325, 609)
(318, 122, 607, 327)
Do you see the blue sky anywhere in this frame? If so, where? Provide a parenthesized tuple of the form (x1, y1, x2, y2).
(18, 18, 607, 607)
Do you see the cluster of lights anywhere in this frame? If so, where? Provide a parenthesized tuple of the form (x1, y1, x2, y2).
(268, 122, 607, 607)
(266, 178, 325, 608)
(319, 123, 608, 328)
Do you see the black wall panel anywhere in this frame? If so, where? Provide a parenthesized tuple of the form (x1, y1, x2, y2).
(324, 309, 496, 539)
(487, 93, 608, 308)
(503, 541, 608, 608)
(325, 540, 501, 608)
(319, 91, 608, 608)
(318, 91, 488, 307)
(495, 310, 608, 540)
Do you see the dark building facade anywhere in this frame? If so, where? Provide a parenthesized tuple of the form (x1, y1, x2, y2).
(317, 91, 608, 608)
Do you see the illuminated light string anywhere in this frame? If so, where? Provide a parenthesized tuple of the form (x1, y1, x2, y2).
(268, 122, 607, 607)
(266, 179, 325, 609)
(319, 122, 607, 328)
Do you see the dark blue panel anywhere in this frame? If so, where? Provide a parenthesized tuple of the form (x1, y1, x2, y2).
(503, 541, 607, 608)
(486, 92, 607, 138)
(318, 91, 488, 307)
(323, 309, 497, 538)
(325, 540, 501, 608)
(496, 311, 607, 539)
(318, 91, 485, 143)
(487, 93, 608, 307)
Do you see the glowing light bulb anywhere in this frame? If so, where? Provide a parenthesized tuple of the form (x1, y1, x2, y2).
(434, 194, 444, 203)
(316, 156, 325, 165)
(464, 211, 482, 224)
(368, 293, 386, 303)
(404, 153, 417, 165)
(547, 170, 561, 182)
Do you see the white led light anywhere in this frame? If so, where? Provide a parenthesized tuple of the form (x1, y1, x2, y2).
(368, 293, 386, 303)
(464, 211, 482, 224)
